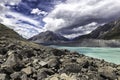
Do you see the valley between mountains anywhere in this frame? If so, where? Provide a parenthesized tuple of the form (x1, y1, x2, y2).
(29, 19, 120, 47)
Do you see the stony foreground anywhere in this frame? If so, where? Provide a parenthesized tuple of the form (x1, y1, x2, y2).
(0, 38, 120, 80)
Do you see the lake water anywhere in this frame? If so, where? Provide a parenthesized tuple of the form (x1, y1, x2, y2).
(51, 46, 120, 64)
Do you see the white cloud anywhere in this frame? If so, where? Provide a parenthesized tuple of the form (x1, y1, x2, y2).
(43, 0, 120, 38)
(43, 17, 65, 31)
(0, 0, 20, 4)
(0, 0, 20, 13)
(0, 0, 21, 22)
(64, 22, 100, 39)
(0, 11, 45, 38)
(31, 8, 48, 16)
(0, 0, 46, 39)
(7, 12, 40, 26)
(63, 33, 83, 39)
(14, 24, 44, 39)
(72, 22, 98, 32)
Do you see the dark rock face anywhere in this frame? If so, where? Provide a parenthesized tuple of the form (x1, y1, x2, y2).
(0, 24, 120, 80)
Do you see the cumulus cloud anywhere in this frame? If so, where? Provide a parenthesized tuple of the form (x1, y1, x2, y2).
(43, 0, 120, 38)
(31, 8, 48, 16)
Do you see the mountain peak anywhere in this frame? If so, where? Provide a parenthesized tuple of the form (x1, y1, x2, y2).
(29, 31, 69, 44)
(42, 30, 56, 35)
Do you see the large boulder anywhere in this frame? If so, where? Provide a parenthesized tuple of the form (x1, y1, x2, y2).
(18, 49, 35, 58)
(37, 68, 54, 80)
(60, 63, 82, 73)
(10, 72, 28, 80)
(47, 58, 60, 69)
(0, 48, 7, 55)
(50, 49, 66, 56)
(21, 66, 33, 75)
(0, 73, 9, 80)
(1, 53, 24, 73)
(39, 61, 48, 67)
(98, 66, 117, 80)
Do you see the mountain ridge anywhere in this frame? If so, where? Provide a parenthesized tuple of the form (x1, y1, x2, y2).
(73, 19, 120, 40)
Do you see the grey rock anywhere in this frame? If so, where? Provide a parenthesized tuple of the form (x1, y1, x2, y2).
(21, 66, 33, 75)
(0, 73, 9, 80)
(98, 66, 117, 80)
(0, 48, 7, 55)
(1, 53, 23, 73)
(10, 72, 23, 79)
(7, 50, 15, 56)
(19, 49, 35, 58)
(10, 72, 28, 80)
(2, 54, 20, 67)
(37, 70, 48, 80)
(50, 76, 59, 80)
(37, 68, 54, 80)
(61, 63, 82, 73)
(39, 61, 47, 67)
(47, 58, 60, 68)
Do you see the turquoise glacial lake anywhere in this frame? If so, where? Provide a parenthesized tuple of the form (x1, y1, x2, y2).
(51, 46, 120, 64)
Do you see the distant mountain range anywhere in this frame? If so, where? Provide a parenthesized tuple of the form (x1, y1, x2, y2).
(29, 19, 120, 47)
(74, 19, 120, 40)
(29, 31, 69, 45)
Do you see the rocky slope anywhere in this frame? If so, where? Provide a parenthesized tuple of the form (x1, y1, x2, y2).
(29, 31, 68, 45)
(0, 24, 120, 80)
(74, 19, 120, 40)
(1, 37, 120, 80)
(0, 24, 24, 40)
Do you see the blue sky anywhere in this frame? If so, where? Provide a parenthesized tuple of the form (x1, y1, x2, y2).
(0, 0, 120, 38)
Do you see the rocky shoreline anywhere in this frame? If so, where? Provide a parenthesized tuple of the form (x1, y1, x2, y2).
(0, 38, 120, 80)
